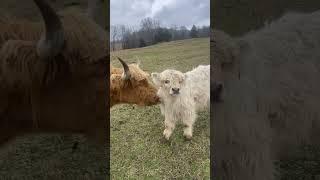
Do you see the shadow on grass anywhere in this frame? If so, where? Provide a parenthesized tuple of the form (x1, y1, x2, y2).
(275, 145, 320, 180)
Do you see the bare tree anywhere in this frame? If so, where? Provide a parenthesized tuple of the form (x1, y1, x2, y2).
(121, 25, 136, 49)
(190, 25, 199, 38)
(110, 25, 118, 51)
(179, 26, 189, 39)
(114, 18, 209, 50)
(169, 24, 178, 40)
(119, 25, 127, 49)
(140, 17, 160, 45)
(198, 25, 210, 37)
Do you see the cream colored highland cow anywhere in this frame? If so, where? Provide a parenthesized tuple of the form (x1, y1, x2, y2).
(151, 65, 210, 140)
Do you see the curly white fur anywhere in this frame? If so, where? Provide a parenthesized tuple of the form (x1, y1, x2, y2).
(152, 65, 210, 140)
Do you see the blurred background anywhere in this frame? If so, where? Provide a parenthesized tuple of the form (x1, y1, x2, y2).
(0, 1, 108, 179)
(213, 0, 320, 36)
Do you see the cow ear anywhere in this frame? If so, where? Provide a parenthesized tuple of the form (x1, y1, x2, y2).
(219, 39, 242, 70)
(212, 29, 239, 67)
(182, 73, 186, 82)
(151, 73, 161, 86)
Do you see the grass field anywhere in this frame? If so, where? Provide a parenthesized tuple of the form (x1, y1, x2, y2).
(110, 38, 210, 179)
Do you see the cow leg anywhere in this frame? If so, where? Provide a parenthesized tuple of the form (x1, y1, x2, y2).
(159, 103, 165, 116)
(182, 111, 196, 140)
(163, 117, 175, 140)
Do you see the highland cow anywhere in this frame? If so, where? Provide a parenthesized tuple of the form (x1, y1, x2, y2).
(152, 65, 210, 140)
(212, 10, 320, 180)
(110, 57, 160, 107)
(0, 0, 108, 146)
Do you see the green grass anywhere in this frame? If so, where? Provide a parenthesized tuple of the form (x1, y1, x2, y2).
(111, 38, 210, 72)
(110, 38, 210, 179)
(275, 145, 320, 180)
(0, 134, 107, 179)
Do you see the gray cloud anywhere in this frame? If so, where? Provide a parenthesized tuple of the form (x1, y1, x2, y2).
(111, 0, 210, 29)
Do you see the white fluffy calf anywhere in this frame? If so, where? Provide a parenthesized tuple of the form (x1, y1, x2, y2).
(151, 65, 210, 140)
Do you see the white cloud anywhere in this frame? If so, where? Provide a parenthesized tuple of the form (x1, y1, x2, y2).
(110, 0, 210, 29)
(147, 0, 176, 18)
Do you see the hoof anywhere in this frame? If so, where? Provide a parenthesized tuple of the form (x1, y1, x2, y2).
(163, 129, 172, 140)
(183, 133, 192, 140)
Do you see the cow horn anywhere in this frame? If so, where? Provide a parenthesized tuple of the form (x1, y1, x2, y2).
(117, 57, 131, 80)
(34, 0, 64, 60)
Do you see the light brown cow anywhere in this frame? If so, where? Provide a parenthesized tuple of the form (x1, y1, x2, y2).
(110, 57, 160, 107)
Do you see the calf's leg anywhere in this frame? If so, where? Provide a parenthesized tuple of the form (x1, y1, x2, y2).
(163, 116, 175, 140)
(182, 110, 196, 139)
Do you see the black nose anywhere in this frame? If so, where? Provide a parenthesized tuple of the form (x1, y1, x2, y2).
(213, 82, 223, 102)
(172, 88, 180, 93)
(216, 83, 223, 91)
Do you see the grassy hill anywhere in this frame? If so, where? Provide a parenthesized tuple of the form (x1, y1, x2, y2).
(110, 38, 210, 179)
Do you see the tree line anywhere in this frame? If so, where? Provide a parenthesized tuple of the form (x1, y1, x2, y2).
(110, 17, 210, 51)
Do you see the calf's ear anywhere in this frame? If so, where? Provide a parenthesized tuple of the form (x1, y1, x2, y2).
(212, 29, 240, 67)
(182, 73, 186, 81)
(151, 73, 161, 86)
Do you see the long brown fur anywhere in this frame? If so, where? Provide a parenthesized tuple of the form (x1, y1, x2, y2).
(110, 63, 159, 107)
(0, 1, 109, 146)
(0, 9, 108, 87)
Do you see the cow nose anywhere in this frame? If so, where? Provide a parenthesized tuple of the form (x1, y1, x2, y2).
(155, 95, 160, 102)
(215, 83, 223, 91)
(172, 88, 179, 93)
(213, 82, 223, 102)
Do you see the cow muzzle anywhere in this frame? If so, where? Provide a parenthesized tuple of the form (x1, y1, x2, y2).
(212, 82, 223, 102)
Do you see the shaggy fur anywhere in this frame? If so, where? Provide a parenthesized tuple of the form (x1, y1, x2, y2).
(0, 15, 41, 43)
(212, 10, 320, 179)
(152, 65, 210, 140)
(0, 9, 108, 87)
(0, 0, 108, 146)
(110, 62, 159, 106)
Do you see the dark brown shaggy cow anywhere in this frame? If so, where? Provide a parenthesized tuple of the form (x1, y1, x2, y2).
(0, 0, 108, 146)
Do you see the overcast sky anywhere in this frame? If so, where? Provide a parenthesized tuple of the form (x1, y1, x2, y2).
(110, 0, 210, 29)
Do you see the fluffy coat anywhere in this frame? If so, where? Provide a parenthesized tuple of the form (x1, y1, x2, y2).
(152, 65, 210, 140)
(212, 10, 320, 180)
(0, 0, 108, 146)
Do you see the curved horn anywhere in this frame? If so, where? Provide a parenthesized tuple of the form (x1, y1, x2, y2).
(34, 0, 64, 60)
(117, 57, 131, 80)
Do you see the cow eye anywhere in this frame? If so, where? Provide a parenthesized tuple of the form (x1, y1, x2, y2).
(139, 78, 148, 84)
(164, 80, 170, 84)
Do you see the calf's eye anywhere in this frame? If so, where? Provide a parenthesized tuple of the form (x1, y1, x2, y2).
(164, 80, 170, 84)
